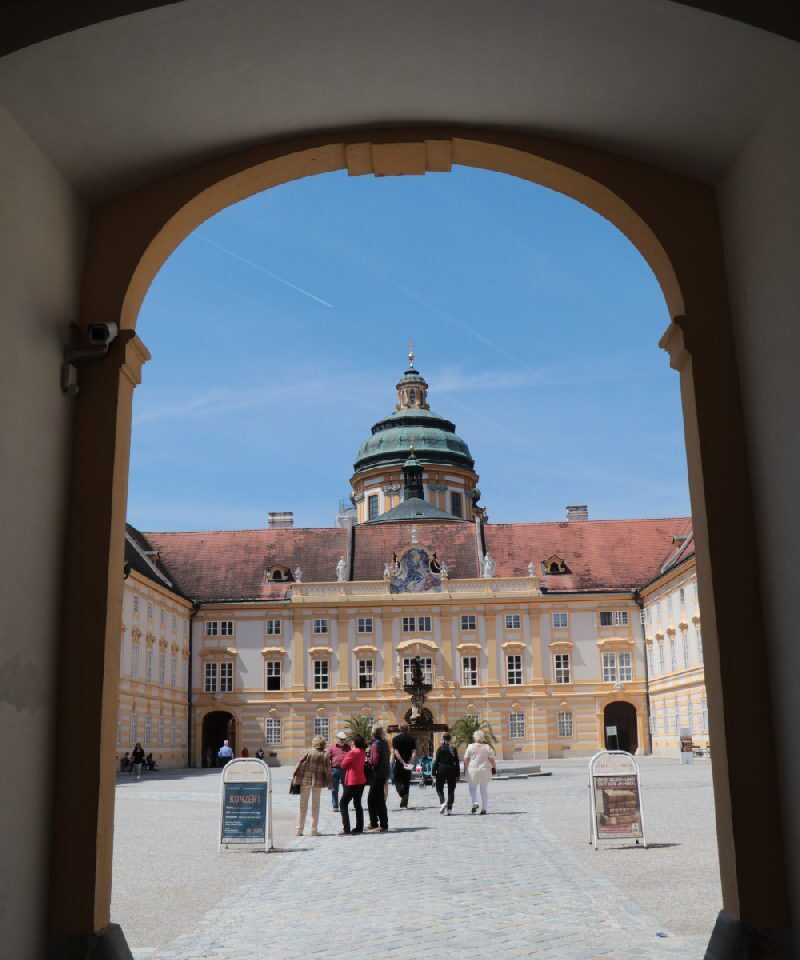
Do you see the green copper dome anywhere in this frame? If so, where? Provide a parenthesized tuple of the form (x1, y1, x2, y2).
(353, 407, 475, 473)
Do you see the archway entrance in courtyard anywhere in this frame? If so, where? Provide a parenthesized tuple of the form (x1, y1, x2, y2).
(604, 701, 638, 753)
(202, 711, 235, 767)
(51, 128, 789, 959)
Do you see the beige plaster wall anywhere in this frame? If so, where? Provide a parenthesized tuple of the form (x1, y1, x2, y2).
(0, 106, 86, 960)
(718, 82, 800, 952)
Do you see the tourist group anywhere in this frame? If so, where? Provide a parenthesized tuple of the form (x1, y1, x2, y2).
(290, 722, 497, 836)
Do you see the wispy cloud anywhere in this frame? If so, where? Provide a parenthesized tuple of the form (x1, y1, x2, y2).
(194, 234, 333, 308)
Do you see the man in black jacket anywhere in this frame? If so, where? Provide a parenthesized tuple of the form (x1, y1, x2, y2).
(432, 733, 460, 815)
(366, 727, 391, 832)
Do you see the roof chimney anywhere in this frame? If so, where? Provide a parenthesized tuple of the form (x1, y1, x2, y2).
(566, 505, 588, 522)
(267, 511, 294, 529)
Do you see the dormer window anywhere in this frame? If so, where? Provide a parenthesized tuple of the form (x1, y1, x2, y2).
(266, 564, 291, 583)
(543, 555, 568, 575)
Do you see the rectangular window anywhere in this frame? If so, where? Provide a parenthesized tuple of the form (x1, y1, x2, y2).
(158, 651, 165, 687)
(357, 617, 373, 634)
(402, 616, 416, 632)
(615, 610, 629, 626)
(131, 643, 139, 681)
(687, 700, 694, 732)
(618, 651, 632, 682)
(220, 661, 233, 693)
(133, 596, 140, 613)
(313, 659, 330, 690)
(418, 616, 432, 631)
(553, 653, 571, 684)
(648, 712, 655, 734)
(646, 645, 654, 677)
(220, 620, 234, 637)
(505, 614, 521, 630)
(460, 615, 476, 631)
(696, 627, 703, 664)
(655, 601, 662, 620)
(450, 491, 463, 518)
(146, 647, 153, 684)
(599, 611, 612, 627)
(368, 494, 379, 521)
(172, 612, 177, 629)
(171, 716, 177, 745)
(640, 608, 646, 625)
(509, 713, 525, 739)
(670, 638, 677, 672)
(313, 619, 328, 635)
(701, 698, 708, 732)
(266, 660, 282, 691)
(314, 717, 330, 742)
(358, 659, 374, 689)
(600, 611, 629, 627)
(674, 704, 681, 734)
(506, 654, 523, 685)
(130, 714, 138, 744)
(266, 619, 281, 635)
(147, 601, 153, 619)
(160, 609, 166, 626)
(557, 711, 574, 737)
(171, 654, 177, 688)
(204, 661, 218, 693)
(679, 587, 686, 608)
(461, 656, 478, 686)
(157, 716, 164, 745)
(658, 642, 665, 674)
(552, 612, 568, 629)
(205, 621, 219, 637)
(602, 651, 618, 683)
(667, 595, 673, 613)
(145, 714, 152, 744)
(182, 658, 187, 690)
(264, 717, 282, 744)
(682, 633, 690, 669)
(403, 657, 432, 685)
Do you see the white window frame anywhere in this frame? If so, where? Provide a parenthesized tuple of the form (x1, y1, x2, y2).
(618, 651, 632, 682)
(460, 614, 477, 631)
(265, 660, 282, 691)
(131, 642, 139, 681)
(264, 717, 282, 745)
(553, 652, 571, 684)
(172, 612, 177, 630)
(696, 627, 704, 664)
(602, 651, 618, 683)
(357, 617, 373, 634)
(402, 616, 416, 632)
(682, 632, 690, 669)
(679, 587, 686, 608)
(557, 711, 574, 737)
(314, 717, 330, 742)
(145, 647, 153, 684)
(552, 612, 568, 629)
(171, 654, 177, 688)
(418, 615, 432, 631)
(505, 614, 521, 630)
(687, 700, 694, 733)
(670, 638, 677, 673)
(313, 619, 329, 635)
(204, 661, 218, 693)
(658, 642, 665, 674)
(506, 654, 523, 685)
(357, 658, 374, 689)
(220, 660, 234, 693)
(701, 698, 708, 732)
(145, 714, 152, 744)
(160, 609, 166, 626)
(205, 621, 219, 637)
(158, 651, 165, 687)
(220, 620, 234, 637)
(182, 658, 188, 690)
(509, 713, 525, 739)
(646, 645, 654, 677)
(133, 596, 140, 614)
(147, 601, 153, 619)
(158, 715, 165, 745)
(266, 619, 281, 636)
(461, 655, 478, 687)
(130, 714, 138, 744)
(313, 659, 330, 690)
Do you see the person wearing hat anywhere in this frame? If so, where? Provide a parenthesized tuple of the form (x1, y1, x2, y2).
(327, 731, 350, 812)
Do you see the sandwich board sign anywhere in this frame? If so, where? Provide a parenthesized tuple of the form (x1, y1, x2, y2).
(219, 757, 273, 852)
(588, 750, 647, 850)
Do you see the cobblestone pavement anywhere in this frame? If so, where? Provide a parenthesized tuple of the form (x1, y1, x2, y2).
(126, 763, 711, 960)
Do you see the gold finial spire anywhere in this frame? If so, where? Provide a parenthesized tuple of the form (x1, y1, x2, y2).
(408, 339, 415, 368)
(409, 433, 416, 455)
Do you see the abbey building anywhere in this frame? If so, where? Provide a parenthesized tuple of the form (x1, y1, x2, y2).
(119, 352, 703, 767)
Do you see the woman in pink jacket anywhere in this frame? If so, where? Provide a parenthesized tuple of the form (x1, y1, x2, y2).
(339, 735, 367, 835)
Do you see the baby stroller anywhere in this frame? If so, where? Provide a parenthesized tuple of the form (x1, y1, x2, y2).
(416, 755, 434, 787)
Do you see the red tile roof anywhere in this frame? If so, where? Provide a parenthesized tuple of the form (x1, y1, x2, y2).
(144, 528, 349, 601)
(483, 518, 692, 592)
(353, 521, 480, 581)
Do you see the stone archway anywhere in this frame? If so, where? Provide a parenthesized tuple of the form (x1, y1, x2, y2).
(50, 127, 787, 956)
(603, 701, 638, 754)
(201, 711, 236, 767)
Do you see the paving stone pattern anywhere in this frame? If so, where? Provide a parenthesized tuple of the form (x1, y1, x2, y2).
(139, 773, 707, 960)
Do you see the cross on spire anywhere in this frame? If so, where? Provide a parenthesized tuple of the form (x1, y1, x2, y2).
(408, 339, 415, 368)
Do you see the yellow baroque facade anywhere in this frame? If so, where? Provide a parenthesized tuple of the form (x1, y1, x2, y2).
(120, 356, 705, 767)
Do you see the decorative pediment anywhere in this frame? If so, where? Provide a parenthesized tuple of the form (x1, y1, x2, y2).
(501, 640, 526, 650)
(261, 646, 288, 657)
(457, 641, 482, 652)
(397, 637, 438, 652)
(596, 635, 635, 648)
(353, 643, 378, 655)
(308, 645, 334, 657)
(542, 555, 568, 575)
(549, 639, 574, 650)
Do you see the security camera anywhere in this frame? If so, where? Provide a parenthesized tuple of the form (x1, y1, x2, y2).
(86, 321, 119, 345)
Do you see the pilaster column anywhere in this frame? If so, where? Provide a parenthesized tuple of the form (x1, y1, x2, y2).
(529, 603, 544, 681)
(337, 612, 350, 690)
(291, 615, 306, 691)
(438, 610, 453, 686)
(485, 609, 499, 688)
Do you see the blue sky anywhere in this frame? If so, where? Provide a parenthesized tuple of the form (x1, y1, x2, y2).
(129, 166, 689, 532)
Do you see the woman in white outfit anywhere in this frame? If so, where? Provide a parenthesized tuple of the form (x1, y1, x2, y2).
(463, 729, 496, 814)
